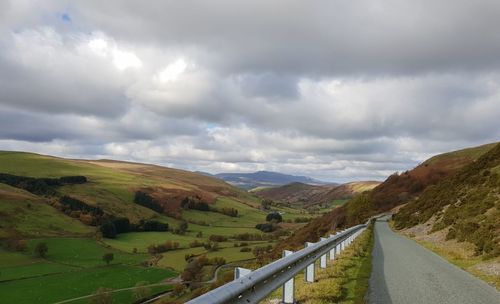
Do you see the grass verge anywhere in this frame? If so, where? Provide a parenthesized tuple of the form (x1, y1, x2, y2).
(264, 223, 374, 303)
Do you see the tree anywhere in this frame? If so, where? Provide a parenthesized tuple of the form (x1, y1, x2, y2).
(174, 221, 188, 234)
(100, 221, 117, 238)
(89, 287, 113, 304)
(266, 212, 282, 223)
(112, 217, 130, 234)
(255, 223, 275, 232)
(132, 281, 151, 300)
(261, 199, 273, 210)
(34, 242, 48, 258)
(143, 220, 168, 232)
(102, 253, 114, 265)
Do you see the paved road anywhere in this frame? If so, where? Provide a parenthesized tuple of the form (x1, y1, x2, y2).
(368, 219, 499, 304)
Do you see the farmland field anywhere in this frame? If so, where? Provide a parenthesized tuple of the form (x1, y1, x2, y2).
(0, 151, 320, 303)
(0, 239, 175, 304)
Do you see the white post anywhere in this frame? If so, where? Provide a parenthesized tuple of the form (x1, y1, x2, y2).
(234, 267, 252, 280)
(305, 242, 315, 282)
(282, 250, 294, 303)
(320, 237, 327, 268)
(329, 234, 336, 260)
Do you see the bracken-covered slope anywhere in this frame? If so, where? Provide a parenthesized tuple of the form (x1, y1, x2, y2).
(0, 151, 263, 237)
(254, 181, 379, 207)
(269, 142, 498, 258)
(394, 143, 500, 256)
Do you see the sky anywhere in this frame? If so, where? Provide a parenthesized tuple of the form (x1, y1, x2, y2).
(0, 0, 499, 182)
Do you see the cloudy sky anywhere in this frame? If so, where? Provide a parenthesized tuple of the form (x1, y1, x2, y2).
(1, 0, 499, 182)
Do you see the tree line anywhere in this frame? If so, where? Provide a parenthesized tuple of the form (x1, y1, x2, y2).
(0, 173, 87, 195)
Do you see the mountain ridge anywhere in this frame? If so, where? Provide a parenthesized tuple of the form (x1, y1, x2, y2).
(254, 181, 379, 208)
(213, 170, 331, 190)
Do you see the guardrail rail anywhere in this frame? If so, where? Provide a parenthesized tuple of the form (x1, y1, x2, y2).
(186, 222, 368, 304)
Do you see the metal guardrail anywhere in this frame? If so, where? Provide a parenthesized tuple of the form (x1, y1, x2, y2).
(186, 223, 367, 304)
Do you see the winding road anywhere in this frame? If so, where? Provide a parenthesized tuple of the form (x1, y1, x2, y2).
(368, 219, 499, 304)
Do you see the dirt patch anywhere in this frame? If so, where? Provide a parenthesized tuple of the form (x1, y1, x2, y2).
(472, 260, 500, 277)
(400, 216, 476, 259)
(401, 215, 438, 238)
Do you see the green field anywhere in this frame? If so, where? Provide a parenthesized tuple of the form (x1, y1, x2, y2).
(0, 238, 175, 304)
(26, 238, 148, 267)
(0, 151, 316, 302)
(0, 265, 174, 304)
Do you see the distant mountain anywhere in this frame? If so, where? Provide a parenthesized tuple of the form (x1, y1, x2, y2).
(214, 170, 330, 190)
(254, 181, 379, 208)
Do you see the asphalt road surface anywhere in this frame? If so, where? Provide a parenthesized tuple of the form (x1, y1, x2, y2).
(368, 219, 499, 304)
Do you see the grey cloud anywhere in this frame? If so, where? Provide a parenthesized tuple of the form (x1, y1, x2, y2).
(0, 0, 499, 182)
(71, 0, 500, 76)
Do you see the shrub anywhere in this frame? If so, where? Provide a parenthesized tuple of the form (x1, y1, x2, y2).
(112, 217, 130, 234)
(0, 173, 58, 195)
(240, 247, 251, 252)
(219, 207, 238, 217)
(59, 176, 87, 184)
(255, 223, 275, 232)
(102, 252, 114, 265)
(181, 196, 210, 211)
(181, 256, 209, 281)
(266, 212, 282, 223)
(173, 221, 188, 235)
(100, 221, 117, 238)
(189, 240, 204, 248)
(203, 242, 219, 252)
(209, 257, 226, 266)
(143, 220, 168, 232)
(133, 191, 163, 213)
(132, 281, 151, 301)
(60, 196, 103, 216)
(34, 242, 48, 258)
(209, 235, 228, 242)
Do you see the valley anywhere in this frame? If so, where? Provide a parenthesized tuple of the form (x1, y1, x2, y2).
(0, 152, 316, 303)
(1, 142, 499, 303)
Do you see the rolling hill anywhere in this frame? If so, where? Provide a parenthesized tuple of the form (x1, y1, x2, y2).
(254, 181, 379, 208)
(0, 151, 321, 303)
(268, 142, 498, 258)
(214, 170, 329, 190)
(0, 151, 260, 229)
(394, 143, 500, 256)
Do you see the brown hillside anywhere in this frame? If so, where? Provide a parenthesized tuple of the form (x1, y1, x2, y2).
(86, 159, 253, 214)
(269, 142, 497, 258)
(255, 181, 379, 208)
(395, 142, 500, 256)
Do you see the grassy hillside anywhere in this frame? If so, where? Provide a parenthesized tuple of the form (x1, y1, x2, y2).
(0, 184, 92, 238)
(395, 143, 500, 257)
(268, 142, 497, 258)
(0, 151, 317, 303)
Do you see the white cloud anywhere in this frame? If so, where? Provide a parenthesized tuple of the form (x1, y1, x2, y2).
(156, 59, 188, 83)
(0, 0, 499, 182)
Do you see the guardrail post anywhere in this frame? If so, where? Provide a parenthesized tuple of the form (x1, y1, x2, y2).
(304, 242, 315, 282)
(234, 267, 252, 280)
(320, 237, 327, 268)
(282, 250, 294, 303)
(329, 234, 337, 260)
